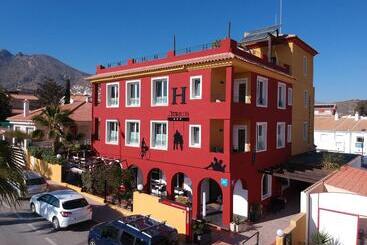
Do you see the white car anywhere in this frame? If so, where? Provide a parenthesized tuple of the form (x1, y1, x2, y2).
(30, 190, 93, 230)
(18, 170, 48, 198)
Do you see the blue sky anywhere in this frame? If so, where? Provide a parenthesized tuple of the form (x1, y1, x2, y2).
(0, 0, 366, 102)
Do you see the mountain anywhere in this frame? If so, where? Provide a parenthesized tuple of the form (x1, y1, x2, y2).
(335, 100, 365, 115)
(0, 49, 90, 93)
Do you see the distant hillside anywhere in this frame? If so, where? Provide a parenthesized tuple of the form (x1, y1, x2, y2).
(0, 49, 90, 93)
(335, 100, 366, 115)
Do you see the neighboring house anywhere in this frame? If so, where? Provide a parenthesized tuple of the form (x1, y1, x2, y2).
(7, 91, 39, 116)
(301, 162, 367, 244)
(7, 98, 92, 144)
(314, 103, 337, 116)
(314, 113, 367, 155)
(87, 27, 316, 228)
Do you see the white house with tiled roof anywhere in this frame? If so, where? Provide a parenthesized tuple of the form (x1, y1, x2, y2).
(314, 112, 367, 155)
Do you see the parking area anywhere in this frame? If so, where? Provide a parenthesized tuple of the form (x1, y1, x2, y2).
(0, 184, 122, 245)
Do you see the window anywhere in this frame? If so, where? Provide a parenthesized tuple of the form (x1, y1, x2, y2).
(256, 122, 267, 152)
(94, 83, 101, 105)
(276, 122, 286, 149)
(62, 198, 88, 210)
(100, 226, 119, 241)
(126, 80, 140, 107)
(151, 77, 168, 106)
(14, 126, 21, 131)
(288, 88, 293, 106)
(277, 82, 286, 109)
(26, 127, 34, 134)
(189, 125, 201, 148)
(304, 90, 309, 108)
(190, 76, 202, 99)
(125, 120, 140, 147)
(106, 83, 119, 108)
(261, 174, 272, 200)
(106, 120, 119, 144)
(94, 118, 100, 140)
(303, 122, 308, 142)
(256, 76, 268, 107)
(150, 121, 168, 150)
(233, 78, 249, 103)
(120, 231, 135, 245)
(233, 125, 248, 152)
(356, 136, 364, 149)
(287, 125, 292, 143)
(303, 55, 308, 76)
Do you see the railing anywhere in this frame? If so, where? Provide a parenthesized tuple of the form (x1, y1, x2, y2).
(241, 231, 260, 245)
(102, 39, 222, 68)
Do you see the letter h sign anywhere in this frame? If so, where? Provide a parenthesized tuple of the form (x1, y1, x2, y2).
(172, 87, 186, 104)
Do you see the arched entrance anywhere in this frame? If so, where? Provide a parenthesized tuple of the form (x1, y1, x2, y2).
(148, 168, 167, 197)
(233, 179, 248, 219)
(199, 178, 223, 225)
(171, 172, 192, 204)
(129, 165, 144, 189)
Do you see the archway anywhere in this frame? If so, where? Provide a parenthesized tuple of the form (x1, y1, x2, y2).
(199, 178, 223, 225)
(233, 179, 248, 219)
(171, 172, 192, 204)
(129, 165, 144, 189)
(148, 168, 167, 197)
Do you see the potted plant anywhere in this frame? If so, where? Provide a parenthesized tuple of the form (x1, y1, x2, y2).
(230, 215, 248, 233)
(249, 203, 263, 222)
(192, 219, 211, 244)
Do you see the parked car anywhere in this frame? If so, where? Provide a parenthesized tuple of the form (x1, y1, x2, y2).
(17, 170, 48, 198)
(30, 189, 92, 230)
(88, 215, 178, 245)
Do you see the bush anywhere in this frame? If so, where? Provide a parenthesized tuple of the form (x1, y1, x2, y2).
(28, 146, 44, 159)
(321, 153, 343, 170)
(28, 146, 63, 165)
(81, 162, 122, 196)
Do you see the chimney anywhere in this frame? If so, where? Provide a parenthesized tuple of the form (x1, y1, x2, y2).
(23, 99, 29, 117)
(355, 111, 360, 121)
(334, 112, 339, 120)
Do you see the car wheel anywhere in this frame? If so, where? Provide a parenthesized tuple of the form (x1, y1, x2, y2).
(52, 217, 60, 230)
(89, 239, 96, 245)
(30, 203, 36, 214)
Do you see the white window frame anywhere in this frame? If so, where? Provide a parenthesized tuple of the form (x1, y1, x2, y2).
(125, 80, 141, 107)
(151, 76, 169, 107)
(287, 124, 292, 143)
(276, 122, 286, 149)
(150, 120, 168, 150)
(233, 78, 248, 103)
(189, 124, 201, 148)
(303, 55, 308, 76)
(304, 90, 309, 108)
(277, 82, 286, 109)
(256, 122, 267, 152)
(233, 125, 248, 152)
(106, 82, 119, 108)
(256, 76, 268, 107)
(303, 122, 308, 142)
(190, 75, 202, 100)
(125, 120, 140, 147)
(288, 87, 293, 106)
(105, 120, 119, 145)
(261, 174, 272, 200)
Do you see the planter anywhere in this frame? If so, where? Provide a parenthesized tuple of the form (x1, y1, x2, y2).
(230, 222, 236, 232)
(235, 222, 249, 232)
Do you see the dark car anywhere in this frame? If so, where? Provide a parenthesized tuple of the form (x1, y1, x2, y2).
(88, 215, 178, 245)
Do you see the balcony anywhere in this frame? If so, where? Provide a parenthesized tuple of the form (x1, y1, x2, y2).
(210, 119, 224, 153)
(211, 67, 226, 103)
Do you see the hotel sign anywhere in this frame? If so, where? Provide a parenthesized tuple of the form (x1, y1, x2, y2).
(167, 111, 189, 121)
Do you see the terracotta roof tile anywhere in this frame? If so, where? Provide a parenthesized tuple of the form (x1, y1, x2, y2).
(325, 166, 367, 196)
(315, 116, 367, 132)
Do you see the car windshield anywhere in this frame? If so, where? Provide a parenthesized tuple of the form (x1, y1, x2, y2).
(26, 178, 46, 186)
(62, 198, 88, 210)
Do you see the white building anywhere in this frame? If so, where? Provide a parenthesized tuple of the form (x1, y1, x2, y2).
(314, 112, 367, 155)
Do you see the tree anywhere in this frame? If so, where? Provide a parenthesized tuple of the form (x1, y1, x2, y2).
(356, 100, 367, 116)
(36, 78, 65, 106)
(0, 141, 25, 207)
(0, 86, 11, 121)
(32, 105, 75, 152)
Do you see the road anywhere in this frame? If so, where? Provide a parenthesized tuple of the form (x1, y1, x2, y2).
(0, 189, 123, 245)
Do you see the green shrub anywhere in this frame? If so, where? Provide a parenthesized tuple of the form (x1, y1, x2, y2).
(321, 153, 343, 170)
(28, 146, 43, 159)
(81, 170, 93, 193)
(41, 149, 62, 165)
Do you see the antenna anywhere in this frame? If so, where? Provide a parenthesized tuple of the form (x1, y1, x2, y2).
(279, 0, 283, 33)
(173, 34, 176, 54)
(227, 21, 231, 38)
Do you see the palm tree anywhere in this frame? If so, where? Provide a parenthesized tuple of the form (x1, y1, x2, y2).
(0, 141, 25, 207)
(32, 105, 75, 152)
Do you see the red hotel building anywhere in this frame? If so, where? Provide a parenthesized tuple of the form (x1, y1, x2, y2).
(88, 38, 294, 227)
